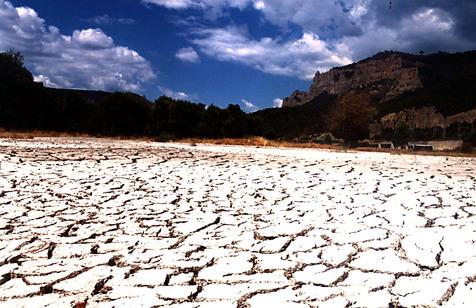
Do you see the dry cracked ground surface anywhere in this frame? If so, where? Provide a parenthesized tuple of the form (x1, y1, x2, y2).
(0, 138, 475, 308)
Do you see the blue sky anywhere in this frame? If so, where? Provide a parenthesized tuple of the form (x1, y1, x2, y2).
(1, 0, 475, 111)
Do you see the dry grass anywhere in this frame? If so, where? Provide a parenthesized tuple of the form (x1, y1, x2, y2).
(0, 129, 150, 141)
(179, 136, 337, 150)
(0, 129, 93, 139)
(180, 137, 476, 158)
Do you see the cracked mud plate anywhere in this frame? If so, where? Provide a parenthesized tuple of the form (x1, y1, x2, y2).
(0, 137, 475, 307)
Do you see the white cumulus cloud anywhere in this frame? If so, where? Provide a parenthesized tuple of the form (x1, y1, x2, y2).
(143, 0, 254, 10)
(159, 85, 194, 100)
(144, 0, 476, 66)
(143, 0, 364, 37)
(273, 98, 283, 108)
(142, 0, 195, 9)
(192, 26, 352, 80)
(72, 28, 114, 49)
(86, 14, 136, 26)
(33, 75, 58, 88)
(340, 6, 471, 60)
(0, 0, 155, 92)
(254, 1, 265, 10)
(175, 47, 200, 63)
(241, 98, 259, 112)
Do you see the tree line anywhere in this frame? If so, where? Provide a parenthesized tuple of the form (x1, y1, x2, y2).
(0, 50, 396, 144)
(0, 51, 263, 139)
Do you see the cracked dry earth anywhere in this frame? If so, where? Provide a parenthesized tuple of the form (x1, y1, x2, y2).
(0, 138, 475, 308)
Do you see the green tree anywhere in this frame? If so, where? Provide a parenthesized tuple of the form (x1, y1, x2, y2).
(99, 92, 152, 136)
(198, 105, 224, 137)
(152, 96, 206, 138)
(393, 123, 411, 146)
(325, 90, 377, 145)
(221, 104, 247, 137)
(0, 50, 45, 129)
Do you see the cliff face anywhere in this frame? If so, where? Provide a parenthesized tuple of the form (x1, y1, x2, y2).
(380, 106, 446, 130)
(280, 51, 476, 141)
(283, 52, 424, 108)
(282, 90, 312, 108)
(310, 54, 423, 100)
(380, 107, 476, 130)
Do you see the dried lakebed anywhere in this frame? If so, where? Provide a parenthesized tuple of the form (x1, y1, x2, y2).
(0, 138, 475, 308)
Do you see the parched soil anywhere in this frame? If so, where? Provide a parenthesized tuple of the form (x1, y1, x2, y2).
(0, 137, 475, 307)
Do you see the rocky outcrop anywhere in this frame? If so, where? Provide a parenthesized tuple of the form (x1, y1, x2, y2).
(282, 90, 312, 108)
(283, 52, 424, 108)
(309, 54, 423, 100)
(381, 106, 445, 130)
(380, 107, 476, 130)
(447, 109, 476, 126)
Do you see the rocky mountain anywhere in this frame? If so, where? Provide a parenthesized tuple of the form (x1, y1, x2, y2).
(282, 51, 476, 141)
(283, 51, 476, 108)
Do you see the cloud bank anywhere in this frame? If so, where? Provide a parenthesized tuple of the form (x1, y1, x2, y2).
(193, 26, 351, 80)
(145, 0, 476, 77)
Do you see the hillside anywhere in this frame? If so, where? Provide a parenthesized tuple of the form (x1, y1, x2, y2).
(45, 88, 112, 104)
(284, 51, 476, 109)
(282, 51, 476, 141)
(1, 50, 475, 145)
(0, 51, 252, 138)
